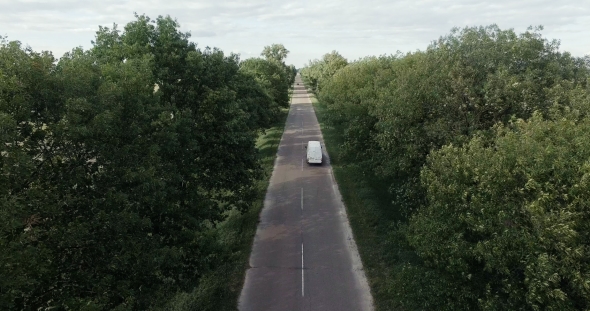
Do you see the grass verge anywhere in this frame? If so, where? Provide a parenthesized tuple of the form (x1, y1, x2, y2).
(309, 92, 404, 310)
(163, 107, 289, 311)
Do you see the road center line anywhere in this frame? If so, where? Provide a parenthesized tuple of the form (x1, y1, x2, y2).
(301, 243, 304, 297)
(301, 188, 303, 210)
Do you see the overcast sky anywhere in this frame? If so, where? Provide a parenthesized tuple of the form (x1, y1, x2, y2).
(1, 0, 589, 67)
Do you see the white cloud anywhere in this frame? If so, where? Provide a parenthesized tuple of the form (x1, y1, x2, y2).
(0, 0, 588, 67)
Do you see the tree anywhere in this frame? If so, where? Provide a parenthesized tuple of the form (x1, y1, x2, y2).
(0, 38, 63, 311)
(371, 25, 588, 216)
(0, 14, 278, 310)
(260, 43, 289, 63)
(318, 56, 395, 168)
(240, 57, 290, 109)
(406, 111, 590, 310)
(234, 70, 278, 130)
(259, 43, 296, 90)
(300, 25, 590, 310)
(300, 51, 348, 92)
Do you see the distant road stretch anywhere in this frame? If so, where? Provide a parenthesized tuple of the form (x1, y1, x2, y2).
(238, 75, 374, 311)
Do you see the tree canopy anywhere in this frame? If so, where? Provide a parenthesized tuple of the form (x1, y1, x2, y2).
(261, 43, 289, 63)
(0, 14, 294, 310)
(301, 24, 590, 310)
(407, 111, 590, 310)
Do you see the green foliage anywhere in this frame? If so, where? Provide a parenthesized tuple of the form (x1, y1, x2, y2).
(234, 70, 278, 130)
(318, 56, 396, 169)
(259, 43, 296, 88)
(240, 57, 290, 109)
(407, 112, 590, 310)
(373, 25, 588, 216)
(287, 64, 297, 85)
(300, 51, 348, 92)
(260, 43, 289, 63)
(303, 24, 590, 310)
(309, 25, 589, 218)
(0, 14, 293, 310)
(162, 108, 289, 311)
(0, 39, 63, 311)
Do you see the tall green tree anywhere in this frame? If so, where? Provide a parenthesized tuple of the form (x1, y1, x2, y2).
(318, 56, 396, 168)
(0, 14, 286, 310)
(302, 25, 590, 310)
(404, 110, 590, 310)
(260, 43, 289, 63)
(300, 51, 348, 92)
(370, 25, 588, 216)
(0, 38, 63, 311)
(240, 57, 290, 109)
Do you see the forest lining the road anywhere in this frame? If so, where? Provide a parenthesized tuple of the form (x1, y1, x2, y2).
(2, 13, 590, 310)
(0, 14, 295, 311)
(301, 25, 590, 310)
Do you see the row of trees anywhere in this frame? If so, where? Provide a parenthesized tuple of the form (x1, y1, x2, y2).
(300, 51, 348, 93)
(301, 25, 590, 310)
(0, 14, 295, 310)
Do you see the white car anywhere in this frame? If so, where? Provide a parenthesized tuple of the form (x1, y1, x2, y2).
(305, 141, 323, 164)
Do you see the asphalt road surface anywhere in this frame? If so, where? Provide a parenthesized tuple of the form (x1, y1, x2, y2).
(238, 75, 374, 311)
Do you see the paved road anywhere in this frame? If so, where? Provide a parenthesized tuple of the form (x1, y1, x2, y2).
(238, 75, 374, 311)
